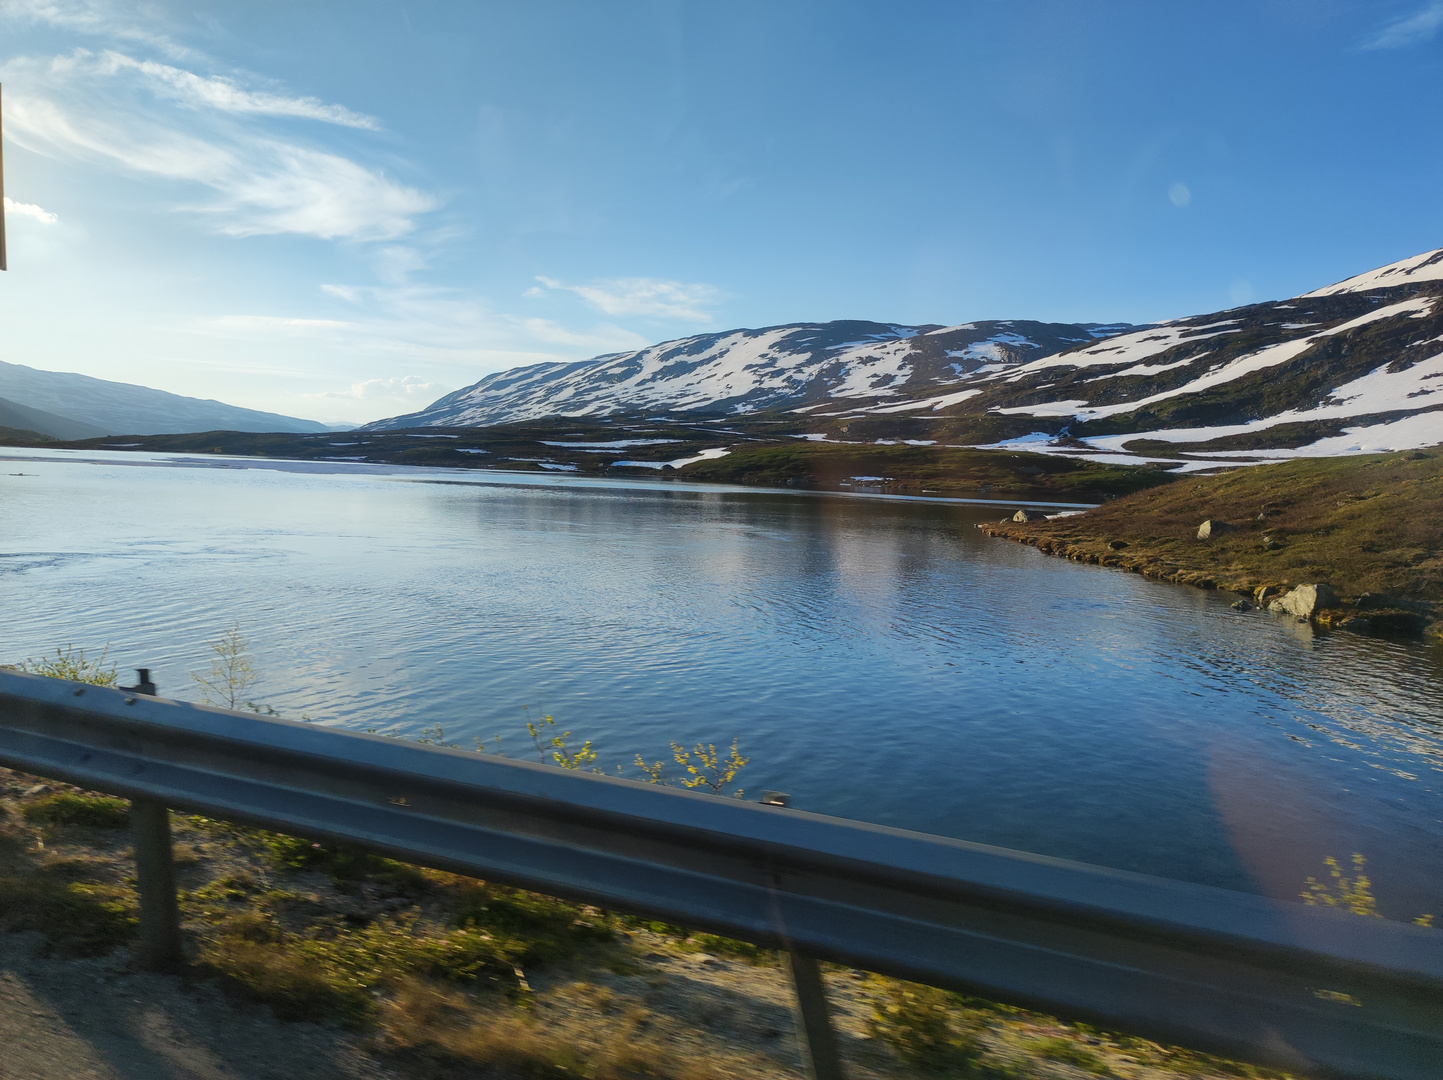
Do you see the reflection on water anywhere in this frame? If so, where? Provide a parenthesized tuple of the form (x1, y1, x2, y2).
(2, 449, 1441, 915)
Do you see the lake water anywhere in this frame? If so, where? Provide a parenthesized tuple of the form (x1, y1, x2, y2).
(3, 448, 1442, 916)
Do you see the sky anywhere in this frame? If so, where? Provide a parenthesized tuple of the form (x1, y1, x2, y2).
(1, 1, 1441, 426)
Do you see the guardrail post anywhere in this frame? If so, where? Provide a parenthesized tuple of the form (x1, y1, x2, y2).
(787, 950, 846, 1080)
(123, 670, 182, 969)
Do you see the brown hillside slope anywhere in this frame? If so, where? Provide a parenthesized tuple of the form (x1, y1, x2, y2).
(980, 448, 1442, 635)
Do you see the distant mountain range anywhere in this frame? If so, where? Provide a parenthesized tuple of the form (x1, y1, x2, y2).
(367, 248, 1443, 461)
(0, 360, 329, 437)
(367, 319, 1130, 427)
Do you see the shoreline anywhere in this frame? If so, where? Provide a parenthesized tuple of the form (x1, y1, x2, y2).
(0, 444, 1101, 509)
(975, 449, 1443, 642)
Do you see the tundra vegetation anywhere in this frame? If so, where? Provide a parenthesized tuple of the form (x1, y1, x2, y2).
(981, 448, 1443, 638)
(5, 641, 1409, 1078)
(0, 418, 1177, 504)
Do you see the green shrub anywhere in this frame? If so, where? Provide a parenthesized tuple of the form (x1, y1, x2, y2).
(1030, 1035, 1110, 1073)
(867, 979, 986, 1072)
(452, 885, 614, 964)
(13, 645, 118, 687)
(262, 833, 426, 889)
(22, 792, 130, 829)
(0, 875, 136, 955)
(202, 913, 529, 1025)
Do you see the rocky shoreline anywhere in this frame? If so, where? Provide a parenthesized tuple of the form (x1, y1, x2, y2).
(979, 514, 1440, 642)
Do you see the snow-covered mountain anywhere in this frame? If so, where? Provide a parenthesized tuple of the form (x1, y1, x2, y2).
(0, 360, 329, 436)
(368, 247, 1443, 461)
(365, 320, 1127, 428)
(959, 248, 1443, 461)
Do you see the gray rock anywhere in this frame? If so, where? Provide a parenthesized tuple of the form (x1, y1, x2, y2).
(1012, 509, 1047, 523)
(1279, 583, 1340, 620)
(1196, 519, 1235, 540)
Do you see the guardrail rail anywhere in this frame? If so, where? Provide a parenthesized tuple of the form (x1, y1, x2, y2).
(2, 667, 1441, 1080)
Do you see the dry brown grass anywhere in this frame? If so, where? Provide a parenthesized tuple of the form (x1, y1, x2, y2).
(982, 449, 1442, 632)
(374, 977, 722, 1079)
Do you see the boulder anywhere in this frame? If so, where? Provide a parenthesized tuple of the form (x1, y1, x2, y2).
(1196, 519, 1235, 541)
(1107, 539, 1129, 551)
(1254, 584, 1283, 603)
(1279, 583, 1340, 620)
(1231, 599, 1252, 612)
(1012, 509, 1047, 523)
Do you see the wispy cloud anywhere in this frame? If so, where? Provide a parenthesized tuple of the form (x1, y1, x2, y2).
(3, 196, 59, 223)
(1362, 1, 1443, 49)
(95, 52, 380, 129)
(320, 375, 448, 403)
(516, 317, 650, 351)
(5, 0, 201, 61)
(194, 282, 647, 365)
(528, 275, 722, 321)
(1, 51, 432, 240)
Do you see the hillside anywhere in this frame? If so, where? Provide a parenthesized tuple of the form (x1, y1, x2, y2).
(365, 319, 1128, 427)
(979, 448, 1443, 635)
(0, 360, 329, 435)
(10, 421, 1176, 504)
(367, 248, 1443, 466)
(0, 394, 106, 440)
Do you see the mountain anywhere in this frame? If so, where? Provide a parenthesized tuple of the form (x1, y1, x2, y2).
(365, 320, 1129, 428)
(0, 394, 109, 440)
(960, 248, 1443, 460)
(366, 248, 1443, 461)
(0, 360, 329, 436)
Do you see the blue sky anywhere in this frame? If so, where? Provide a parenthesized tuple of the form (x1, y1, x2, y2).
(1, 1, 1440, 425)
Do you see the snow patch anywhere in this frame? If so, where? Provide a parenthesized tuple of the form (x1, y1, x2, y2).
(1302, 248, 1443, 297)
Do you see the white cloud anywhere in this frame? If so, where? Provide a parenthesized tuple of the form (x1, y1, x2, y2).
(0, 51, 431, 240)
(1168, 182, 1192, 208)
(1362, 1, 1443, 49)
(4, 0, 201, 61)
(3, 196, 59, 223)
(97, 52, 380, 129)
(321, 283, 363, 304)
(530, 274, 722, 321)
(516, 317, 651, 351)
(321, 375, 448, 402)
(2, 54, 432, 241)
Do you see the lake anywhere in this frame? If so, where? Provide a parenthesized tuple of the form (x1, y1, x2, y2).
(3, 447, 1441, 917)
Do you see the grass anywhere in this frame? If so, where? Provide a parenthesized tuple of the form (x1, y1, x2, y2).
(375, 977, 721, 1080)
(980, 448, 1443, 634)
(681, 442, 1175, 501)
(0, 873, 137, 956)
(2, 420, 1178, 502)
(0, 765, 1314, 1080)
(1029, 1035, 1109, 1073)
(22, 792, 130, 829)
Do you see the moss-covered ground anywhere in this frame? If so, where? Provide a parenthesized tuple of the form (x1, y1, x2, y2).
(680, 442, 1176, 502)
(979, 449, 1442, 637)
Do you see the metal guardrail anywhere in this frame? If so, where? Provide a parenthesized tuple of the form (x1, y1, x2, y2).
(1, 667, 1441, 1080)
